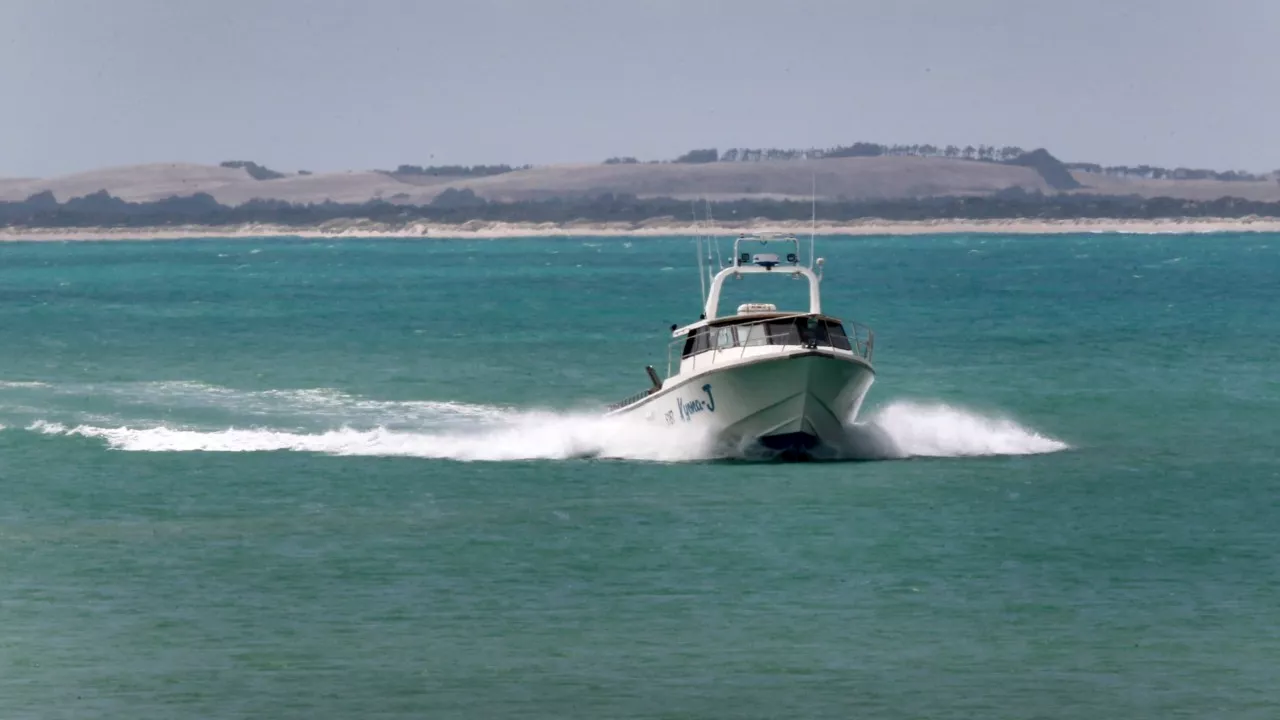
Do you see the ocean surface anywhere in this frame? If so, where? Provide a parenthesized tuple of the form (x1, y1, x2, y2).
(0, 232, 1276, 718)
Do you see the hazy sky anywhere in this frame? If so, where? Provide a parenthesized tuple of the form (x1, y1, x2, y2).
(2, 0, 1276, 177)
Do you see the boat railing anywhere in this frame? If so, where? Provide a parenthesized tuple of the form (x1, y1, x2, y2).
(605, 387, 659, 413)
(849, 322, 875, 360)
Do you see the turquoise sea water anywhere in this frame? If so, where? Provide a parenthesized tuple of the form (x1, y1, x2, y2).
(0, 233, 1277, 718)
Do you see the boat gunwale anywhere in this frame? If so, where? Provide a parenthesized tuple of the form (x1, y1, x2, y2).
(603, 347, 874, 415)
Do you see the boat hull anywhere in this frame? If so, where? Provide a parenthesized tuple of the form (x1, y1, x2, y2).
(609, 351, 874, 459)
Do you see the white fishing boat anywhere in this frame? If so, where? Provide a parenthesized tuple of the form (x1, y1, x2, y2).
(606, 232, 875, 459)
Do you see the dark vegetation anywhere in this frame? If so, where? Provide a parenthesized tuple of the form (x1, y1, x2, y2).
(1005, 149, 1081, 191)
(673, 149, 719, 164)
(219, 161, 286, 180)
(643, 142, 1029, 164)
(4, 188, 1278, 229)
(612, 142, 1271, 183)
(1064, 162, 1267, 182)
(388, 164, 529, 177)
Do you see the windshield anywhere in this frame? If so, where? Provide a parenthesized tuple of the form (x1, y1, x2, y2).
(682, 316, 851, 357)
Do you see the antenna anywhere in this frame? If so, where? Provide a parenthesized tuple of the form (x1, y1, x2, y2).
(692, 201, 707, 306)
(810, 172, 816, 267)
(706, 199, 723, 270)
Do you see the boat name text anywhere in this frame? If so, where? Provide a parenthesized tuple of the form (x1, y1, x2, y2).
(677, 384, 717, 422)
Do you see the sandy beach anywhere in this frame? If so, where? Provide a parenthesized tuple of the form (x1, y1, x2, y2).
(2, 216, 1280, 241)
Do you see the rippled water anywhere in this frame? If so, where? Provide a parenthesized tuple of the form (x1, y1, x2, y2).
(1, 233, 1276, 718)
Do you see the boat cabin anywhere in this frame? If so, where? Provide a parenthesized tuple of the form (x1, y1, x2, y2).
(660, 234, 874, 375)
(680, 312, 854, 358)
(608, 232, 875, 412)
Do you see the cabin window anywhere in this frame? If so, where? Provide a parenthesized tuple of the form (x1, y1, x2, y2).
(826, 321, 852, 351)
(681, 327, 711, 358)
(713, 326, 737, 350)
(765, 319, 801, 345)
(797, 317, 828, 346)
(684, 317, 854, 357)
(737, 322, 771, 347)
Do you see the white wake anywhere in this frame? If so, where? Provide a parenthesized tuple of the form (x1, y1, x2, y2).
(26, 412, 716, 463)
(841, 400, 1070, 459)
(21, 387, 1069, 462)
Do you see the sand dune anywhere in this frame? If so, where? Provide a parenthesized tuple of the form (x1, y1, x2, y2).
(389, 156, 1054, 203)
(0, 177, 38, 196)
(206, 171, 454, 205)
(5, 216, 1280, 242)
(2, 158, 1278, 207)
(1070, 171, 1280, 202)
(0, 163, 252, 202)
(0, 158, 1054, 206)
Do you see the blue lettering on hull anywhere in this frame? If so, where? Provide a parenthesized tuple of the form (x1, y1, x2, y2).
(677, 384, 716, 422)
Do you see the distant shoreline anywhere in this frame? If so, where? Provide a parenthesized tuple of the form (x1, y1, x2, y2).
(3, 217, 1280, 241)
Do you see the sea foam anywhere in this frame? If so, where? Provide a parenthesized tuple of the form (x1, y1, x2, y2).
(23, 386, 1068, 462)
(843, 400, 1070, 459)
